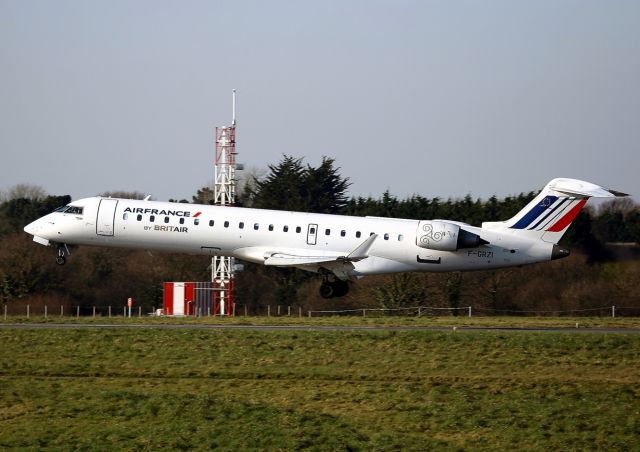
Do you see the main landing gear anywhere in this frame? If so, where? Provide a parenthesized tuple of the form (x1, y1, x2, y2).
(319, 275, 349, 299)
(55, 244, 69, 265)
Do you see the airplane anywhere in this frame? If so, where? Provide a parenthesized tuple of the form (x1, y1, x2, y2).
(23, 178, 627, 298)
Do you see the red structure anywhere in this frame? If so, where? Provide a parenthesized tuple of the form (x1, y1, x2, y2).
(163, 282, 224, 316)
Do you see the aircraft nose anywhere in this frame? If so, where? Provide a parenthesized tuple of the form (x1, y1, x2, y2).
(24, 221, 36, 235)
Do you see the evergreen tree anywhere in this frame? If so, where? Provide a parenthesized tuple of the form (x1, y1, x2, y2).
(238, 155, 351, 305)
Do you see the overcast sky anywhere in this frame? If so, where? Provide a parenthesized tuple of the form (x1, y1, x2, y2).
(1, 1, 638, 204)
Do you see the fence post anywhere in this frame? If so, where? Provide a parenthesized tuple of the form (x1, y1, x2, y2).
(76, 306, 80, 318)
(299, 307, 302, 318)
(268, 305, 271, 317)
(277, 305, 281, 316)
(468, 306, 472, 318)
(288, 306, 291, 317)
(612, 305, 616, 318)
(123, 306, 126, 317)
(93, 306, 96, 318)
(362, 309, 366, 317)
(138, 306, 141, 318)
(4, 304, 6, 320)
(45, 305, 47, 318)
(418, 307, 421, 317)
(27, 305, 29, 318)
(308, 310, 311, 318)
(108, 306, 111, 318)
(61, 305, 63, 317)
(244, 305, 248, 317)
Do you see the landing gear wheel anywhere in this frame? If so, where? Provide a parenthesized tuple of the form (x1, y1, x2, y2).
(319, 282, 334, 299)
(55, 245, 67, 265)
(319, 279, 350, 299)
(332, 279, 349, 297)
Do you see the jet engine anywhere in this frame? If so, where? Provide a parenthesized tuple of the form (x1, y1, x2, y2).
(416, 220, 488, 251)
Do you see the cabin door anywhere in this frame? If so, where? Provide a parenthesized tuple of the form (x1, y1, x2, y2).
(306, 223, 318, 245)
(96, 199, 118, 236)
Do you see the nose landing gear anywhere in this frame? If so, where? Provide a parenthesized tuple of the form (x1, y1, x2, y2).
(55, 244, 69, 265)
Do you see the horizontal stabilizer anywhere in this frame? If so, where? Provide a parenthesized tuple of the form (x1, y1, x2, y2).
(548, 178, 628, 198)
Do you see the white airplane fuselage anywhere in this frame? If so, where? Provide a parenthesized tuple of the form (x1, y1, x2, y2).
(25, 198, 551, 273)
(23, 178, 625, 298)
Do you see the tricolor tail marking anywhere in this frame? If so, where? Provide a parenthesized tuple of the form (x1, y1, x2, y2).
(510, 196, 587, 232)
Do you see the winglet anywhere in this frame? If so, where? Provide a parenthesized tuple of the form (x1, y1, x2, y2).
(346, 234, 378, 261)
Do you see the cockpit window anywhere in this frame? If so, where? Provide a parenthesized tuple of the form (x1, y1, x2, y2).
(54, 205, 84, 215)
(66, 206, 83, 215)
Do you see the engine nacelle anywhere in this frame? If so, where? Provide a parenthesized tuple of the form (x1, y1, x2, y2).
(416, 220, 488, 251)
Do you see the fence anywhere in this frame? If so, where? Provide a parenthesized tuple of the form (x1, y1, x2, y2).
(306, 305, 640, 318)
(2, 303, 640, 320)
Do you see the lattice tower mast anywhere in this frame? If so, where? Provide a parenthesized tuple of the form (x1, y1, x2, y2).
(211, 90, 237, 316)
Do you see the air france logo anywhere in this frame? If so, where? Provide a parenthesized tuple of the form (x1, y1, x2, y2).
(124, 207, 201, 217)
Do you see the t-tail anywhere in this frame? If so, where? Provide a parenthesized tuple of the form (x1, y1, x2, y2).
(482, 178, 628, 258)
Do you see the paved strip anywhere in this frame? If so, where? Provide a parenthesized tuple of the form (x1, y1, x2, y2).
(0, 323, 638, 333)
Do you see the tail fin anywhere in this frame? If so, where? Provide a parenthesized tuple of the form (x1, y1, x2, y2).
(482, 178, 628, 244)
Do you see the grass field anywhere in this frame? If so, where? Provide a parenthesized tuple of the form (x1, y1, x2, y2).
(3, 313, 640, 328)
(0, 324, 639, 450)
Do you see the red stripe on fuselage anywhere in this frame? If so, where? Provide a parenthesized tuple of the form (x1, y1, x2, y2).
(546, 199, 587, 232)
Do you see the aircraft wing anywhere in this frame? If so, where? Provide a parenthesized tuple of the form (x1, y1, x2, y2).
(263, 234, 378, 267)
(264, 254, 343, 266)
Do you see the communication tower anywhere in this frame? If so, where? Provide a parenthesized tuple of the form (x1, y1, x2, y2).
(211, 90, 237, 316)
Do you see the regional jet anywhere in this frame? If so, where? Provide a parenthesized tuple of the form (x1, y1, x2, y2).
(23, 178, 626, 298)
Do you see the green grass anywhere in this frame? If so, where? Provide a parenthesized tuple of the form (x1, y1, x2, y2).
(2, 314, 640, 329)
(1, 328, 639, 450)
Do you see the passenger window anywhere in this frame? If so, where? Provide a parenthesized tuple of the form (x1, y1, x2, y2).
(370, 232, 375, 236)
(180, 218, 185, 225)
(150, 215, 155, 222)
(194, 219, 200, 226)
(325, 229, 330, 236)
(384, 233, 389, 240)
(283, 226, 289, 232)
(224, 221, 229, 228)
(340, 230, 346, 237)
(296, 226, 301, 233)
(269, 224, 274, 231)
(137, 214, 142, 221)
(164, 217, 170, 224)
(254, 223, 259, 230)
(239, 222, 244, 229)
(356, 231, 361, 238)
(123, 213, 128, 220)
(209, 220, 214, 227)
(398, 234, 404, 241)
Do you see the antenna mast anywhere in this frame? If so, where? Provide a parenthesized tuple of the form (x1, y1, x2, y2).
(212, 90, 237, 316)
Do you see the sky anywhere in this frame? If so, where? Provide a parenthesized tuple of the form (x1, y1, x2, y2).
(1, 0, 639, 204)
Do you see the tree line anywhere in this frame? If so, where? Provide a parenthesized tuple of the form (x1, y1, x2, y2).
(1, 156, 638, 315)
